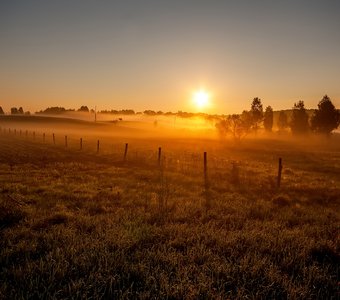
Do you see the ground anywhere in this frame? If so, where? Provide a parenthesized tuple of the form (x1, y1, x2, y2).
(0, 115, 339, 299)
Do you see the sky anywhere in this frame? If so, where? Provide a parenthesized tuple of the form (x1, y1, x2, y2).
(1, 0, 340, 114)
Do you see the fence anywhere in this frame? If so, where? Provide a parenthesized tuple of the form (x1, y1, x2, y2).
(0, 126, 285, 206)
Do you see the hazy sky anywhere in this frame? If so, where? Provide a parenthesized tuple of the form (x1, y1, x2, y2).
(1, 0, 340, 114)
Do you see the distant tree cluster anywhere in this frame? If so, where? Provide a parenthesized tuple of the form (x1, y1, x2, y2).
(36, 107, 75, 114)
(100, 109, 135, 115)
(34, 105, 220, 119)
(78, 106, 89, 112)
(10, 107, 30, 115)
(216, 95, 340, 140)
(0, 107, 4, 114)
(11, 107, 23, 114)
(289, 96, 340, 135)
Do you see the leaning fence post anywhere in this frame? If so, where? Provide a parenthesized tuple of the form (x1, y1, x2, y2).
(53, 133, 55, 145)
(97, 140, 100, 153)
(124, 143, 128, 161)
(277, 158, 283, 188)
(80, 138, 83, 150)
(65, 135, 68, 147)
(158, 147, 162, 166)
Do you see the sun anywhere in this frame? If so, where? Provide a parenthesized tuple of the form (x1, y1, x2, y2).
(193, 90, 210, 109)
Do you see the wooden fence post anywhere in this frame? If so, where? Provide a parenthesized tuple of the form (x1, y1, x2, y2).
(158, 147, 162, 166)
(204, 152, 208, 189)
(203, 152, 210, 210)
(33, 131, 35, 140)
(124, 143, 128, 161)
(20, 129, 22, 136)
(25, 130, 28, 137)
(14, 129, 16, 135)
(43, 133, 45, 142)
(65, 135, 68, 147)
(53, 133, 55, 145)
(97, 140, 100, 153)
(80, 138, 82, 150)
(277, 158, 283, 188)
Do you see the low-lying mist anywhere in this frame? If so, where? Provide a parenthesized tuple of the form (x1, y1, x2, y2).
(0, 114, 339, 155)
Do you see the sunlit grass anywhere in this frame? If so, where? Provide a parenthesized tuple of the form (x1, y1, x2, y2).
(0, 128, 339, 299)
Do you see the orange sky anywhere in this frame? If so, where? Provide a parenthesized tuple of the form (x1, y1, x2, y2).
(1, 1, 339, 114)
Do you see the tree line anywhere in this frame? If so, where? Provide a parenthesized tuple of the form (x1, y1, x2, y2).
(216, 95, 340, 140)
(2, 96, 339, 138)
(0, 107, 31, 115)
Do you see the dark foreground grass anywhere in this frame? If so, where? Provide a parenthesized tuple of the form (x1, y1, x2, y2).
(0, 135, 339, 299)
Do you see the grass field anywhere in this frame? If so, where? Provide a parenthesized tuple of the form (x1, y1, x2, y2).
(0, 116, 339, 299)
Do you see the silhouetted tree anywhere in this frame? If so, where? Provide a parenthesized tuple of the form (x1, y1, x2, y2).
(78, 106, 89, 112)
(18, 107, 24, 114)
(290, 101, 309, 135)
(250, 97, 263, 133)
(0, 107, 4, 114)
(241, 110, 253, 133)
(144, 110, 156, 116)
(37, 107, 67, 114)
(11, 107, 18, 114)
(277, 111, 288, 132)
(310, 95, 340, 135)
(121, 109, 135, 115)
(216, 111, 252, 141)
(263, 106, 273, 132)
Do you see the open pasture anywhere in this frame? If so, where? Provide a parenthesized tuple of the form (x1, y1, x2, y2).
(0, 116, 339, 299)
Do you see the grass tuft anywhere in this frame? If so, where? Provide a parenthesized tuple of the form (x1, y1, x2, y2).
(0, 196, 26, 229)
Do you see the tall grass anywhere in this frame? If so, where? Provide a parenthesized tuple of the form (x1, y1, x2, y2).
(0, 134, 339, 299)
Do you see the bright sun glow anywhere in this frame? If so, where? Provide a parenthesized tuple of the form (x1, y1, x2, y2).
(193, 90, 210, 109)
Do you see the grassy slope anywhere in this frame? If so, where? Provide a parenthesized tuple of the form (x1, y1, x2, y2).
(0, 122, 339, 299)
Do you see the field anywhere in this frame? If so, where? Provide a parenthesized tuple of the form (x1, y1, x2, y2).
(0, 115, 339, 299)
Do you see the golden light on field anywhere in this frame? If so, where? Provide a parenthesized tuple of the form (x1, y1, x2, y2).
(193, 90, 210, 110)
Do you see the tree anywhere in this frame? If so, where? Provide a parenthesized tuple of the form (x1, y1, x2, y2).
(250, 97, 263, 133)
(78, 106, 89, 112)
(263, 106, 273, 132)
(290, 101, 309, 135)
(0, 107, 4, 114)
(11, 107, 18, 114)
(310, 95, 340, 135)
(144, 110, 156, 116)
(37, 107, 67, 114)
(216, 111, 252, 141)
(277, 111, 288, 132)
(18, 107, 24, 114)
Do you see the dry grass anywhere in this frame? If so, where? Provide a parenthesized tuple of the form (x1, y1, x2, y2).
(0, 122, 339, 299)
